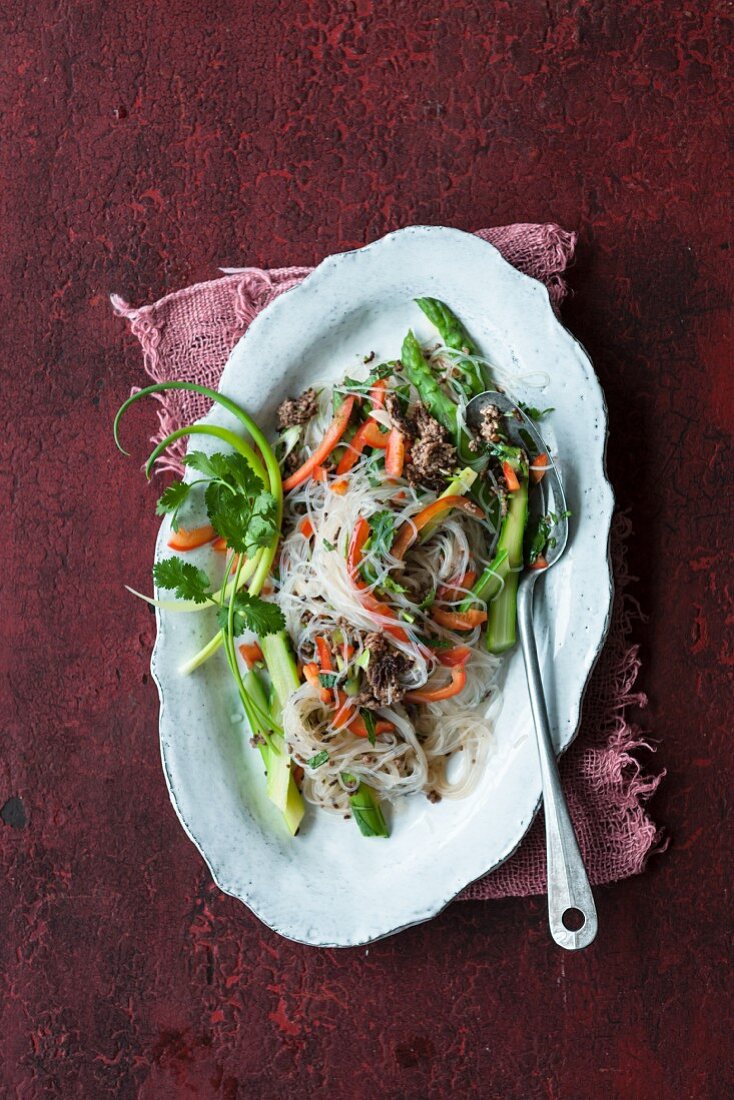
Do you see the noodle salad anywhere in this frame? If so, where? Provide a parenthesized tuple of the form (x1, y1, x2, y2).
(116, 298, 561, 838)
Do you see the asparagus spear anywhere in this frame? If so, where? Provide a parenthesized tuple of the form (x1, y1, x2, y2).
(415, 297, 486, 396)
(401, 330, 459, 433)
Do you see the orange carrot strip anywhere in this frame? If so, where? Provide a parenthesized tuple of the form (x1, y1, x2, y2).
(385, 429, 405, 478)
(167, 524, 216, 551)
(437, 646, 472, 668)
(331, 478, 349, 495)
(212, 536, 228, 552)
(432, 608, 487, 631)
(369, 379, 388, 409)
(299, 516, 314, 538)
(405, 665, 467, 703)
(238, 643, 264, 669)
(336, 418, 389, 474)
(315, 636, 333, 672)
(437, 570, 478, 601)
(530, 454, 550, 484)
(502, 461, 520, 492)
(347, 517, 370, 576)
(283, 396, 356, 491)
(529, 557, 548, 570)
(304, 661, 331, 704)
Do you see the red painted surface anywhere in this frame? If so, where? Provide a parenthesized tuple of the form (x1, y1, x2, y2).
(1, 2, 732, 1096)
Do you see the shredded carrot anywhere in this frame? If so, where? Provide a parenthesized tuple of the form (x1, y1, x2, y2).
(405, 665, 467, 703)
(432, 608, 488, 631)
(315, 636, 333, 672)
(347, 517, 370, 576)
(312, 465, 328, 482)
(437, 645, 472, 668)
(283, 396, 355, 491)
(385, 428, 405, 478)
(437, 570, 478, 600)
(299, 516, 314, 538)
(530, 453, 550, 484)
(502, 461, 521, 492)
(369, 379, 388, 409)
(529, 557, 548, 570)
(304, 661, 331, 704)
(167, 524, 216, 551)
(212, 536, 228, 552)
(331, 478, 349, 495)
(392, 496, 484, 560)
(238, 642, 264, 669)
(336, 418, 388, 474)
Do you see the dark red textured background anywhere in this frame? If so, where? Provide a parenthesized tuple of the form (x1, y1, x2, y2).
(1, 2, 732, 1096)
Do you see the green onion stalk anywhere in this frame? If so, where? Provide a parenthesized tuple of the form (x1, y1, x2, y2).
(116, 382, 305, 836)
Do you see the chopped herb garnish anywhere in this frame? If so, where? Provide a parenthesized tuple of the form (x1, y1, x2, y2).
(367, 510, 396, 558)
(362, 710, 377, 746)
(318, 672, 338, 689)
(215, 590, 286, 637)
(322, 538, 336, 552)
(418, 589, 436, 610)
(519, 403, 554, 421)
(307, 750, 329, 769)
(527, 510, 571, 564)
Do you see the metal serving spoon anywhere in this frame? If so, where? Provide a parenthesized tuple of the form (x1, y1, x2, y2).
(466, 391, 598, 951)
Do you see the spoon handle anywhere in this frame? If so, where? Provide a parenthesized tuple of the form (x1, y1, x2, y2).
(517, 582, 598, 950)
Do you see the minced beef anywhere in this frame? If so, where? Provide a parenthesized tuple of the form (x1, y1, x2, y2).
(276, 388, 318, 430)
(358, 631, 410, 708)
(405, 403, 456, 491)
(476, 402, 503, 445)
(384, 392, 412, 437)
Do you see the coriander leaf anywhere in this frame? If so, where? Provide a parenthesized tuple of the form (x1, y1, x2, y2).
(182, 451, 220, 479)
(153, 558, 212, 604)
(307, 750, 329, 769)
(519, 403, 554, 421)
(323, 538, 336, 552)
(216, 591, 286, 637)
(244, 492, 278, 554)
(341, 362, 396, 396)
(367, 510, 396, 558)
(155, 481, 192, 531)
(318, 672, 338, 689)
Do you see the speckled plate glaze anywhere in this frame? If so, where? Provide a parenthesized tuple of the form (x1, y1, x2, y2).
(151, 226, 614, 947)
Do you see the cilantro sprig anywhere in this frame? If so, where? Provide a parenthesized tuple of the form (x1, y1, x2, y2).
(153, 449, 284, 636)
(153, 558, 285, 636)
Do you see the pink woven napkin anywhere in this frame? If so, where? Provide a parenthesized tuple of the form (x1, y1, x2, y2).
(113, 223, 665, 899)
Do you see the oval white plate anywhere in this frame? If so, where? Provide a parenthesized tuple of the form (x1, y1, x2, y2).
(151, 226, 614, 946)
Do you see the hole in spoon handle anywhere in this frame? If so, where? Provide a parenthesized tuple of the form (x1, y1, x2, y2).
(547, 844, 598, 951)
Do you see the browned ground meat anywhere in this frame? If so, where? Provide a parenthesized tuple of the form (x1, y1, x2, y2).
(276, 388, 318, 430)
(357, 631, 410, 708)
(405, 402, 457, 490)
(476, 402, 503, 445)
(384, 391, 412, 437)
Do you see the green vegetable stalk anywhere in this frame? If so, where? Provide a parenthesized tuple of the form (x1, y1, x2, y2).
(116, 381, 305, 837)
(415, 297, 486, 397)
(464, 473, 529, 653)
